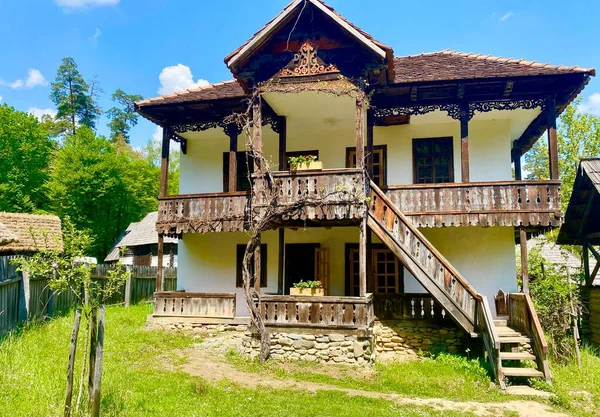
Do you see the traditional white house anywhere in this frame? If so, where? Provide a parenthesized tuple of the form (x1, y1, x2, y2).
(136, 0, 594, 386)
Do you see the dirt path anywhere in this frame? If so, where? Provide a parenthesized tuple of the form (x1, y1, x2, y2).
(174, 336, 565, 417)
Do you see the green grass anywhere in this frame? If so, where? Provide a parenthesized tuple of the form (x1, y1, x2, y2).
(0, 305, 483, 417)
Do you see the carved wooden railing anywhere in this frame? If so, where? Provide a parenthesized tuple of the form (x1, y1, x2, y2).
(368, 180, 479, 333)
(154, 292, 236, 319)
(257, 294, 374, 330)
(508, 293, 551, 383)
(157, 192, 249, 234)
(252, 169, 366, 222)
(384, 180, 562, 227)
(373, 293, 449, 321)
(476, 295, 504, 389)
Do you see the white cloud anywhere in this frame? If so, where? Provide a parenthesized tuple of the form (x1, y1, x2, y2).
(500, 12, 514, 22)
(25, 69, 48, 88)
(579, 92, 600, 116)
(28, 107, 57, 120)
(91, 27, 101, 41)
(158, 64, 209, 95)
(153, 126, 163, 145)
(0, 96, 3, 102)
(0, 68, 47, 89)
(55, 0, 119, 9)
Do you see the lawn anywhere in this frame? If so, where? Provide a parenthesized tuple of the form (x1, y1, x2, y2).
(0, 304, 598, 417)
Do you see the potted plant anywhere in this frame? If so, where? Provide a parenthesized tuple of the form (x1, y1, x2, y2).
(288, 155, 323, 171)
(290, 280, 324, 296)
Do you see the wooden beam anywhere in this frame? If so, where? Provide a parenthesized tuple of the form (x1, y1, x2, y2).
(460, 103, 470, 183)
(253, 96, 262, 172)
(359, 217, 367, 297)
(367, 111, 374, 180)
(227, 124, 238, 192)
(547, 96, 559, 180)
(583, 241, 591, 286)
(366, 230, 373, 294)
(254, 235, 261, 294)
(503, 80, 514, 97)
(577, 190, 596, 236)
(355, 95, 365, 169)
(278, 228, 284, 294)
(457, 83, 465, 99)
(513, 148, 522, 180)
(520, 228, 529, 293)
(278, 116, 287, 170)
(159, 126, 171, 197)
(156, 234, 164, 292)
(588, 244, 600, 262)
(591, 260, 600, 283)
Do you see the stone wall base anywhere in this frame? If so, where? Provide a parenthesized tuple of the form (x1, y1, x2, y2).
(243, 331, 374, 365)
(374, 320, 465, 355)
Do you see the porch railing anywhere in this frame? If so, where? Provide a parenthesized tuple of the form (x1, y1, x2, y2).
(383, 180, 562, 227)
(373, 293, 449, 321)
(153, 292, 236, 319)
(257, 294, 374, 330)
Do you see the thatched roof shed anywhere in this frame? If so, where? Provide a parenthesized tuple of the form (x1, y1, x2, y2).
(0, 213, 63, 254)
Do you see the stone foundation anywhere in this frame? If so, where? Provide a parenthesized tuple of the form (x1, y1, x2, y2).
(243, 331, 374, 365)
(374, 320, 465, 355)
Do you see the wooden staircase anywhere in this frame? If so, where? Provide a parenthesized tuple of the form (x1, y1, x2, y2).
(367, 181, 551, 388)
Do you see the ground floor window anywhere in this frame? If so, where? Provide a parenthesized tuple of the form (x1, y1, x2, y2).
(236, 244, 267, 287)
(345, 243, 403, 296)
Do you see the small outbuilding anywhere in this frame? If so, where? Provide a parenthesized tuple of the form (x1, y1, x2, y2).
(104, 212, 178, 267)
(0, 212, 63, 255)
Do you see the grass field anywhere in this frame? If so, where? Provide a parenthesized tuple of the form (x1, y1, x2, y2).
(0, 303, 598, 417)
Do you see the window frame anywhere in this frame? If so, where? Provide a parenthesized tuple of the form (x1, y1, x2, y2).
(236, 244, 267, 288)
(223, 151, 255, 192)
(412, 137, 455, 184)
(345, 145, 387, 187)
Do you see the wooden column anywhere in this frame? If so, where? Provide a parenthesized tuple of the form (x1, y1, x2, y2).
(366, 230, 373, 294)
(583, 241, 591, 287)
(547, 96, 559, 180)
(252, 96, 262, 172)
(278, 116, 287, 171)
(254, 235, 261, 294)
(366, 111, 374, 179)
(227, 124, 238, 192)
(278, 228, 285, 294)
(156, 234, 164, 292)
(520, 228, 529, 293)
(159, 126, 170, 197)
(513, 148, 522, 180)
(356, 94, 367, 297)
(460, 104, 470, 183)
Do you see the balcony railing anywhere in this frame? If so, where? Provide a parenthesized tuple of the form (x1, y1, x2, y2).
(154, 291, 236, 319)
(383, 180, 562, 228)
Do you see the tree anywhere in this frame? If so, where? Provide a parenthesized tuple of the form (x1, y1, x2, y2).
(0, 104, 54, 212)
(47, 127, 159, 259)
(142, 137, 180, 195)
(524, 99, 600, 211)
(106, 89, 143, 143)
(50, 57, 101, 134)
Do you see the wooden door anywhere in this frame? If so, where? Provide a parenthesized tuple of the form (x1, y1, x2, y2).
(314, 247, 330, 295)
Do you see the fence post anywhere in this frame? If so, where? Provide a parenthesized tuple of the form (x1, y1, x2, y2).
(124, 265, 132, 307)
(18, 270, 30, 322)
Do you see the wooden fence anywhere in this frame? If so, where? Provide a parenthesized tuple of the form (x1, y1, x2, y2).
(0, 257, 177, 335)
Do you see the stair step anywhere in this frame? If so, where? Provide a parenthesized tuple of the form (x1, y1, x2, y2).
(496, 328, 525, 337)
(503, 367, 544, 378)
(500, 352, 536, 361)
(494, 318, 508, 326)
(499, 336, 530, 344)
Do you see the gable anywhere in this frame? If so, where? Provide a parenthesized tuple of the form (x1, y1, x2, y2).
(225, 0, 392, 89)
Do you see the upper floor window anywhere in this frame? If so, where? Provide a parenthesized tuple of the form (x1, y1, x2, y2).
(223, 152, 255, 192)
(413, 138, 454, 184)
(346, 145, 387, 187)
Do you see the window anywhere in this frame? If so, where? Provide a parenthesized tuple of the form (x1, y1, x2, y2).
(346, 145, 387, 187)
(412, 137, 454, 184)
(223, 152, 255, 192)
(236, 244, 267, 288)
(345, 244, 403, 296)
(284, 150, 319, 170)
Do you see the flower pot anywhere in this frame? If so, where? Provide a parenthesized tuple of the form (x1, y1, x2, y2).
(290, 161, 323, 171)
(290, 287, 324, 296)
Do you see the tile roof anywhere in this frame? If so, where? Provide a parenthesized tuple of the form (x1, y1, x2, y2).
(104, 212, 178, 262)
(392, 50, 595, 83)
(0, 213, 63, 253)
(137, 51, 594, 109)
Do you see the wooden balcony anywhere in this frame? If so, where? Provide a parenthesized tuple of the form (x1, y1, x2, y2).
(383, 180, 562, 228)
(153, 292, 236, 319)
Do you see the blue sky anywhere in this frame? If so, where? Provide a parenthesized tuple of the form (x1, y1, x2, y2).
(0, 0, 599, 149)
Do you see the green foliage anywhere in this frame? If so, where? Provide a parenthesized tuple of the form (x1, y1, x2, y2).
(50, 57, 101, 134)
(106, 89, 143, 143)
(47, 127, 160, 259)
(526, 245, 581, 361)
(142, 137, 180, 195)
(524, 100, 600, 211)
(0, 105, 55, 212)
(292, 280, 323, 289)
(288, 154, 317, 168)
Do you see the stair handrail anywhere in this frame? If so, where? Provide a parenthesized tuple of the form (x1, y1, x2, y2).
(476, 293, 503, 387)
(369, 181, 479, 300)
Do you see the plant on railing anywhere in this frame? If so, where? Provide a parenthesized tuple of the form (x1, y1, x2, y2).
(224, 80, 369, 364)
(293, 280, 323, 289)
(288, 154, 317, 169)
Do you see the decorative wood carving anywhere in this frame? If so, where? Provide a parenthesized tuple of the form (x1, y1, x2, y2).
(279, 42, 340, 77)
